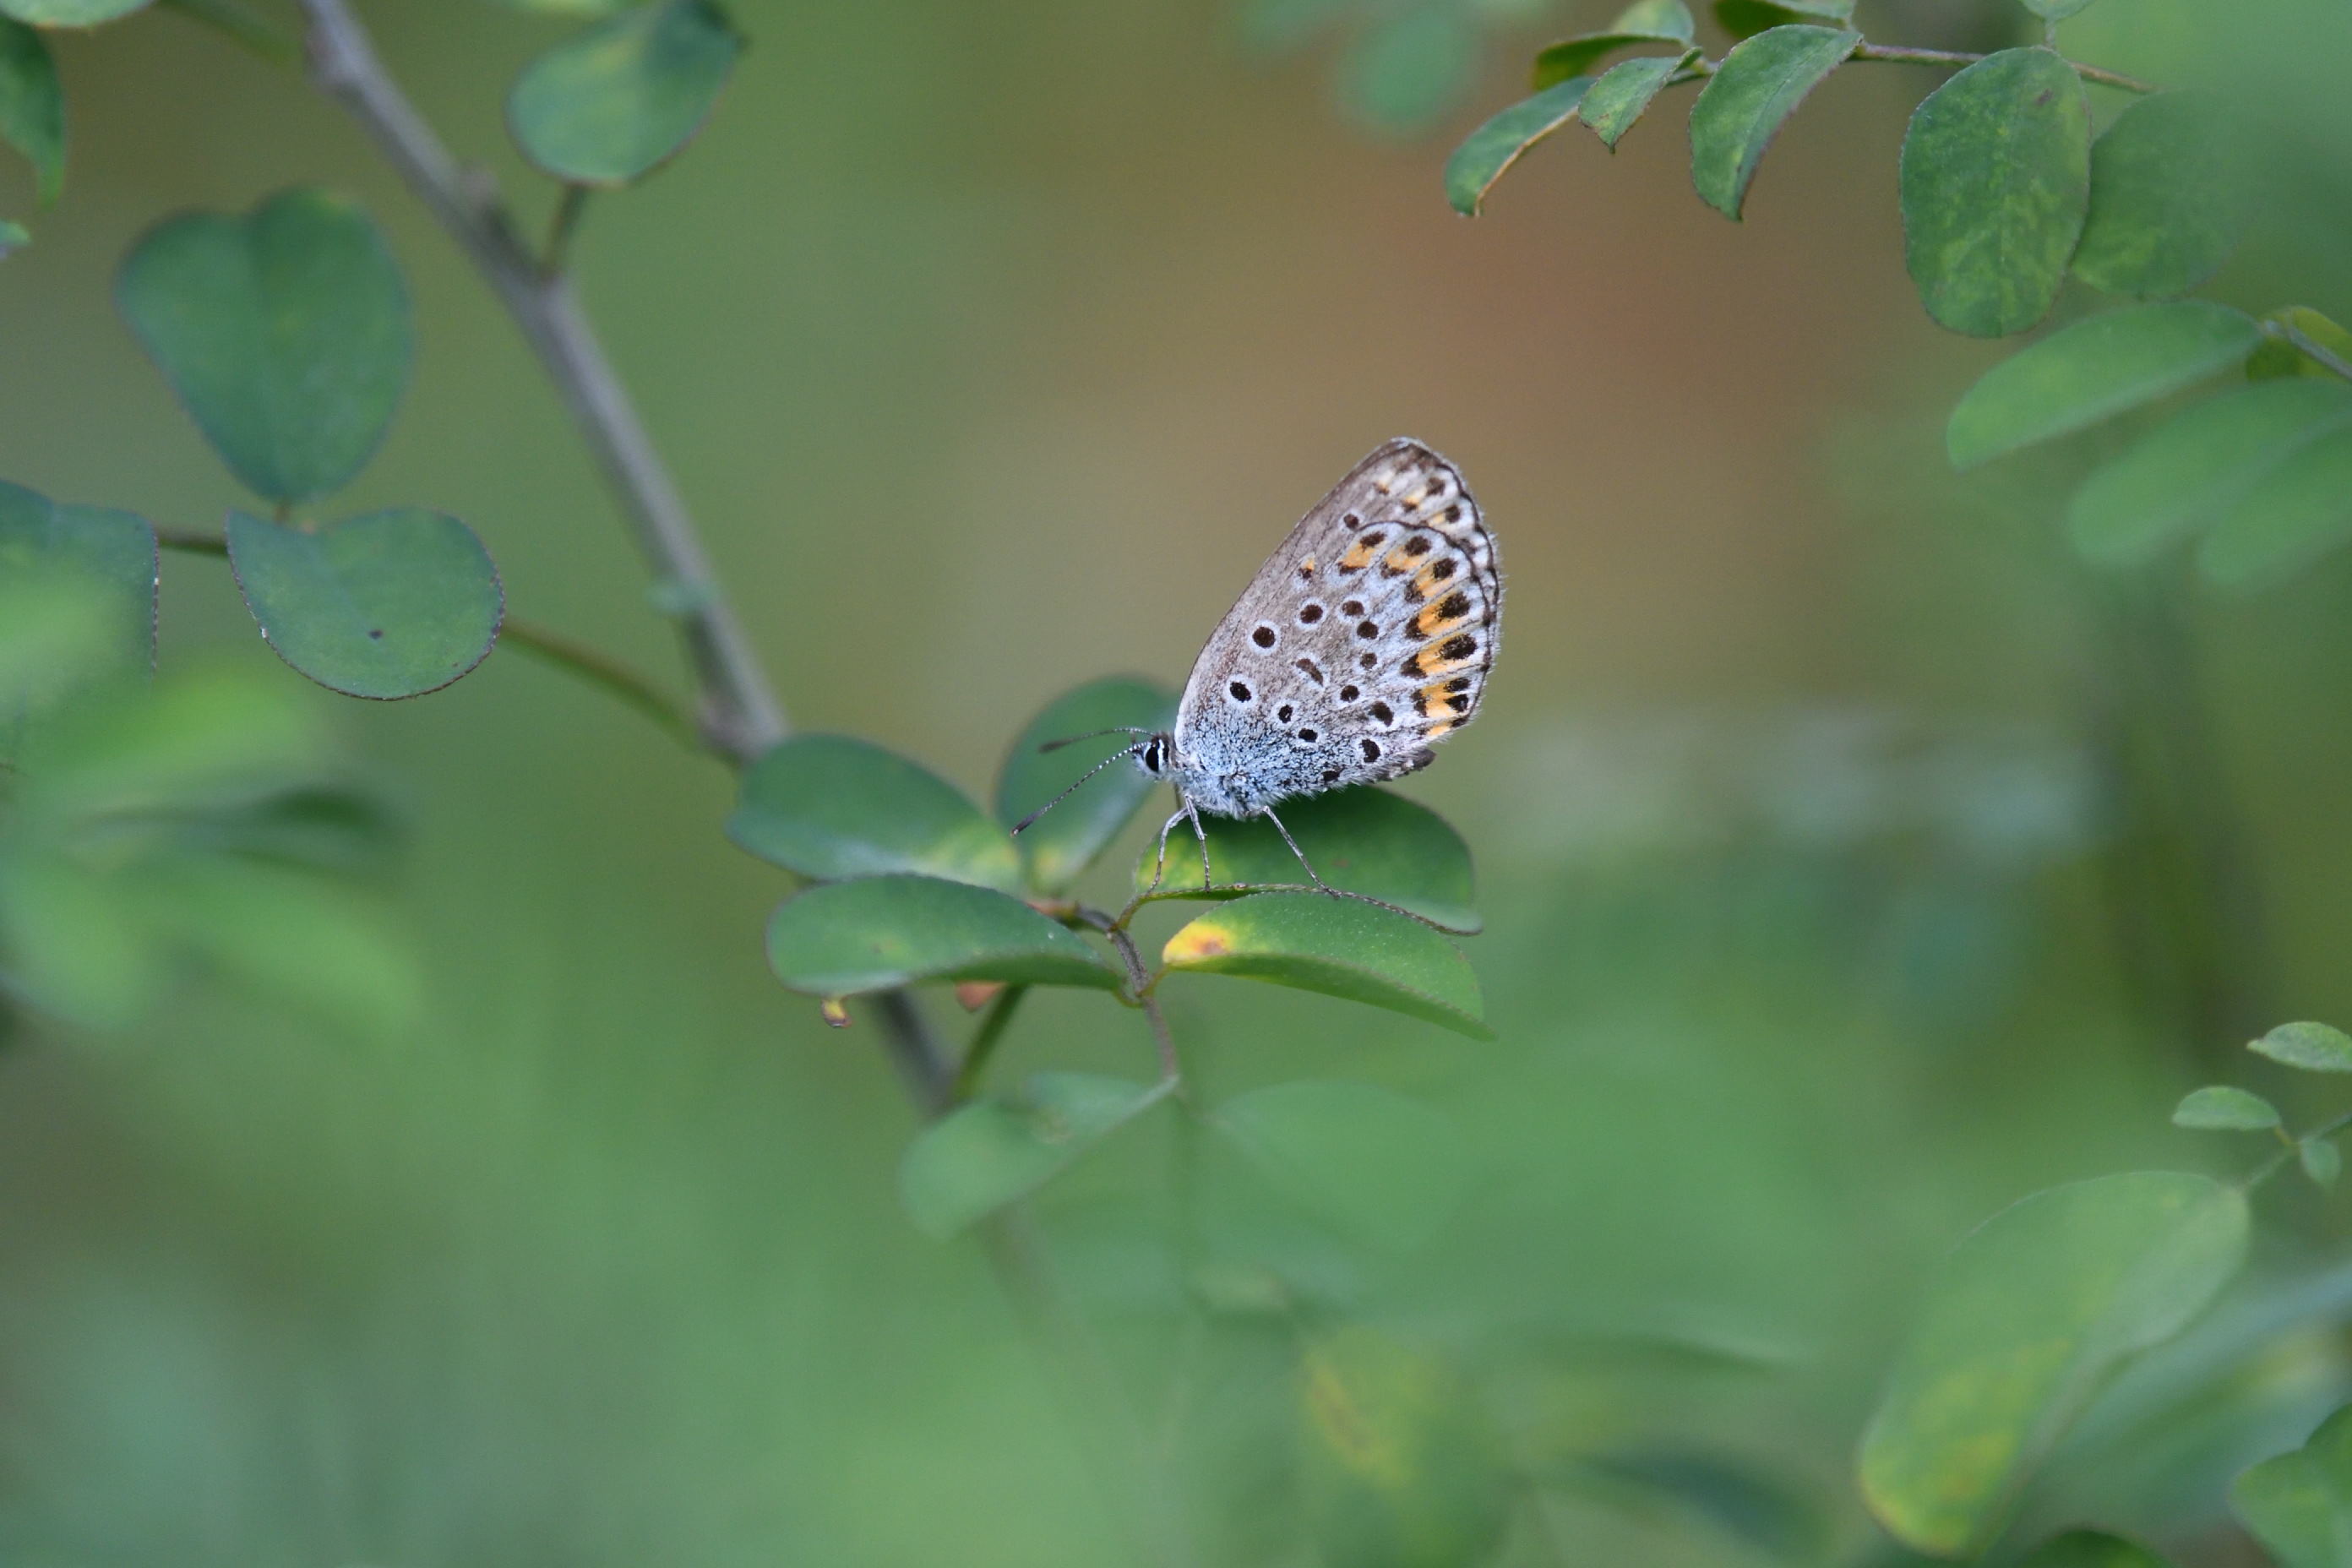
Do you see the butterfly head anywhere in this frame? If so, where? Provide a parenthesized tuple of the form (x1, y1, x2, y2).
(1135, 732, 1173, 779)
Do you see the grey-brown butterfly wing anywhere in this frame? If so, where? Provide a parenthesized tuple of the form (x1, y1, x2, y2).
(1170, 438, 1499, 815)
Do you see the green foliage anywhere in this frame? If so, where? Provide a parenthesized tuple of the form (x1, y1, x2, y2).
(0, 0, 145, 23)
(899, 1072, 1172, 1238)
(1162, 891, 1492, 1039)
(1688, 24, 1857, 220)
(2197, 427, 2352, 589)
(2251, 1021, 2352, 1074)
(2065, 378, 2352, 565)
(1946, 302, 2262, 469)
(2016, 1529, 2175, 1568)
(765, 873, 1119, 999)
(1899, 49, 2089, 338)
(0, 17, 63, 202)
(2072, 92, 2244, 302)
(226, 509, 504, 700)
(1858, 1171, 2250, 1555)
(1134, 786, 1478, 932)
(117, 188, 412, 506)
(2020, 0, 2101, 19)
(1712, 0, 1850, 39)
(2171, 1085, 2280, 1130)
(1530, 0, 1693, 90)
(2300, 1137, 2341, 1190)
(1299, 1327, 1511, 1568)
(2231, 1402, 2352, 1568)
(731, 732, 1023, 891)
(994, 676, 1175, 896)
(1443, 77, 1590, 217)
(1580, 50, 1696, 150)
(1213, 1079, 1474, 1248)
(1339, 6, 1476, 135)
(2246, 307, 2352, 381)
(506, 0, 744, 186)
(0, 215, 24, 254)
(0, 481, 155, 747)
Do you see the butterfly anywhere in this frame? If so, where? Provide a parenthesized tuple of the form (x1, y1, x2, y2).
(1017, 438, 1500, 897)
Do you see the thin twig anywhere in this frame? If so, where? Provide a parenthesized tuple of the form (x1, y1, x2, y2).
(874, 990, 957, 1116)
(1848, 41, 2159, 95)
(542, 184, 591, 278)
(295, 0, 787, 765)
(2245, 1107, 2352, 1192)
(2274, 321, 2352, 385)
(1077, 906, 1184, 1089)
(950, 984, 1028, 1103)
(152, 525, 701, 752)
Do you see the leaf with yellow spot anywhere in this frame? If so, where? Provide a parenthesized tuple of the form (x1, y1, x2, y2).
(1135, 787, 1478, 934)
(1858, 1170, 2249, 1555)
(1160, 891, 1492, 1039)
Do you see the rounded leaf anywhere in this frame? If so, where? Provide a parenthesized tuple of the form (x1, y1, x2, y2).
(900, 1072, 1170, 1239)
(1445, 78, 1590, 216)
(1688, 24, 1859, 219)
(1135, 787, 1478, 934)
(2066, 379, 2352, 565)
(2302, 1139, 2342, 1192)
(1161, 891, 1492, 1039)
(2017, 1530, 2175, 1568)
(2247, 307, 2352, 382)
(1900, 48, 2090, 337)
(1712, 0, 1852, 37)
(1858, 1171, 2250, 1555)
(2072, 92, 2246, 302)
(765, 873, 1119, 997)
(2171, 1086, 2279, 1131)
(2198, 427, 2352, 590)
(1214, 1080, 1476, 1248)
(2251, 1021, 2352, 1073)
(1947, 302, 2262, 468)
(226, 509, 502, 700)
(0, 481, 155, 685)
(1581, 50, 1696, 150)
(1610, 0, 1695, 41)
(2233, 1402, 2352, 1568)
(732, 733, 1021, 891)
(0, 18, 63, 202)
(1532, 8, 1690, 93)
(1341, 7, 1477, 134)
(994, 676, 1175, 896)
(508, 0, 744, 186)
(117, 189, 412, 505)
(0, 0, 146, 22)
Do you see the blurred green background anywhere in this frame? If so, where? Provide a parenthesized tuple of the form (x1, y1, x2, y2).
(6, 0, 2352, 1562)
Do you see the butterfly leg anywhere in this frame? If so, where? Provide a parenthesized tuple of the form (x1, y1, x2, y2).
(1184, 798, 1214, 890)
(1144, 806, 1189, 899)
(1258, 804, 1334, 896)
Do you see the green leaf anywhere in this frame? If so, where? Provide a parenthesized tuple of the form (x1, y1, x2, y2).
(0, 481, 155, 700)
(1687, 24, 1859, 220)
(117, 188, 411, 505)
(2248, 307, 2352, 382)
(2065, 379, 2352, 565)
(226, 509, 502, 700)
(2251, 1021, 2352, 1073)
(765, 873, 1119, 997)
(899, 1072, 1170, 1239)
(1302, 1328, 1512, 1568)
(1161, 891, 1492, 1039)
(1134, 787, 1478, 934)
(994, 676, 1175, 896)
(1342, 6, 1478, 133)
(1214, 1080, 1476, 1248)
(507, 0, 744, 186)
(2171, 1086, 2280, 1131)
(1610, 0, 1695, 40)
(1710, 0, 1851, 43)
(0, 217, 24, 256)
(1445, 77, 1590, 215)
(2197, 427, 2352, 590)
(1857, 1171, 2250, 1556)
(0, 18, 62, 202)
(2302, 1139, 2342, 1191)
(732, 733, 1021, 892)
(2017, 1530, 2175, 1568)
(2072, 93, 2245, 302)
(2020, 0, 2101, 19)
(1946, 302, 2264, 469)
(2234, 1403, 2352, 1568)
(1900, 48, 2089, 337)
(1581, 50, 1696, 149)
(0, 0, 147, 23)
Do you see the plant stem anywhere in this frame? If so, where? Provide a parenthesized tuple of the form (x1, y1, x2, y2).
(295, 0, 787, 765)
(152, 525, 703, 752)
(542, 184, 591, 278)
(2245, 1107, 2352, 1191)
(1079, 906, 1184, 1088)
(950, 984, 1028, 1103)
(2274, 320, 2352, 385)
(874, 990, 957, 1115)
(1847, 41, 2159, 95)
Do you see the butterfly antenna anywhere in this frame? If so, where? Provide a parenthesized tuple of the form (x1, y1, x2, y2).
(1011, 744, 1146, 836)
(1037, 727, 1153, 754)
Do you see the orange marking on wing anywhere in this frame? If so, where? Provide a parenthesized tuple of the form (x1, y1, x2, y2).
(1413, 600, 1473, 640)
(1419, 681, 1464, 716)
(1337, 538, 1380, 572)
(1423, 720, 1456, 742)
